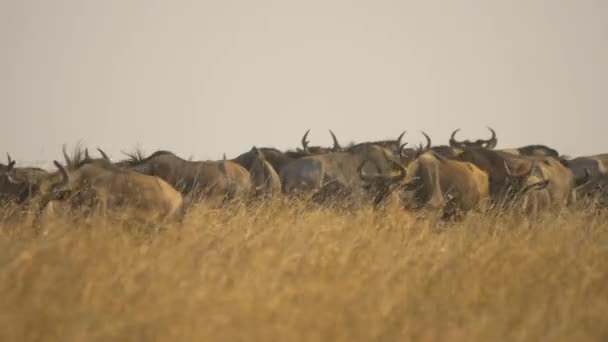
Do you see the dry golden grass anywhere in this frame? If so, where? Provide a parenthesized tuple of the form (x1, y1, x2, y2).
(1, 202, 608, 341)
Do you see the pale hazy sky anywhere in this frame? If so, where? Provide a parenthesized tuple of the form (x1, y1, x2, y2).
(1, 0, 607, 163)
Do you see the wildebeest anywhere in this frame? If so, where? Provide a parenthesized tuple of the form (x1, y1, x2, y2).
(579, 172, 608, 208)
(567, 153, 608, 181)
(346, 131, 406, 155)
(564, 154, 608, 204)
(232, 130, 339, 177)
(232, 146, 281, 199)
(298, 129, 342, 154)
(401, 133, 551, 210)
(449, 127, 498, 150)
(0, 154, 50, 204)
(447, 127, 560, 158)
(509, 170, 551, 216)
(233, 147, 295, 176)
(118, 150, 252, 204)
(455, 147, 589, 211)
(500, 145, 560, 158)
(399, 132, 432, 163)
(280, 142, 404, 205)
(31, 158, 184, 223)
(361, 149, 490, 218)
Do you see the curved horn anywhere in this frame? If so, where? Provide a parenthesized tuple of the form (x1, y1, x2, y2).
(395, 131, 406, 149)
(62, 145, 72, 167)
(484, 127, 497, 149)
(449, 129, 462, 147)
(329, 130, 341, 151)
(5, 158, 21, 184)
(421, 131, 432, 149)
(53, 160, 69, 188)
(504, 160, 513, 177)
(399, 143, 408, 157)
(301, 129, 310, 153)
(97, 148, 110, 161)
(84, 148, 91, 160)
(6, 154, 15, 172)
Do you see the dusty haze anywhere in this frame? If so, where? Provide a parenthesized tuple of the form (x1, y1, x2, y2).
(1, 1, 607, 163)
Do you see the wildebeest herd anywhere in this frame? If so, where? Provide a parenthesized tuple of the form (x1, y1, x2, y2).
(0, 128, 607, 224)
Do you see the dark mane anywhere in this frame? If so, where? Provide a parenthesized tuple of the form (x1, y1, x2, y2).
(117, 150, 175, 167)
(61, 145, 121, 171)
(76, 157, 129, 173)
(348, 140, 397, 151)
(518, 145, 559, 158)
(62, 144, 87, 169)
(22, 167, 47, 173)
(284, 150, 313, 158)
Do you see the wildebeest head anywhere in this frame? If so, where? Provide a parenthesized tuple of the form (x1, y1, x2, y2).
(232, 147, 293, 175)
(43, 161, 71, 201)
(449, 127, 497, 149)
(500, 161, 549, 208)
(358, 157, 408, 207)
(348, 131, 407, 155)
(0, 153, 17, 184)
(247, 146, 281, 197)
(399, 132, 432, 164)
(296, 129, 343, 155)
(0, 154, 50, 204)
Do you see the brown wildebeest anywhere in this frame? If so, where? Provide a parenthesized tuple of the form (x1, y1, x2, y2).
(280, 142, 405, 206)
(118, 150, 252, 204)
(500, 145, 560, 158)
(449, 127, 498, 150)
(232, 147, 281, 199)
(27, 156, 184, 224)
(0, 154, 49, 204)
(361, 150, 490, 218)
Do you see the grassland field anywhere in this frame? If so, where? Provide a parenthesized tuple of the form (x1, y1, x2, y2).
(1, 201, 607, 341)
